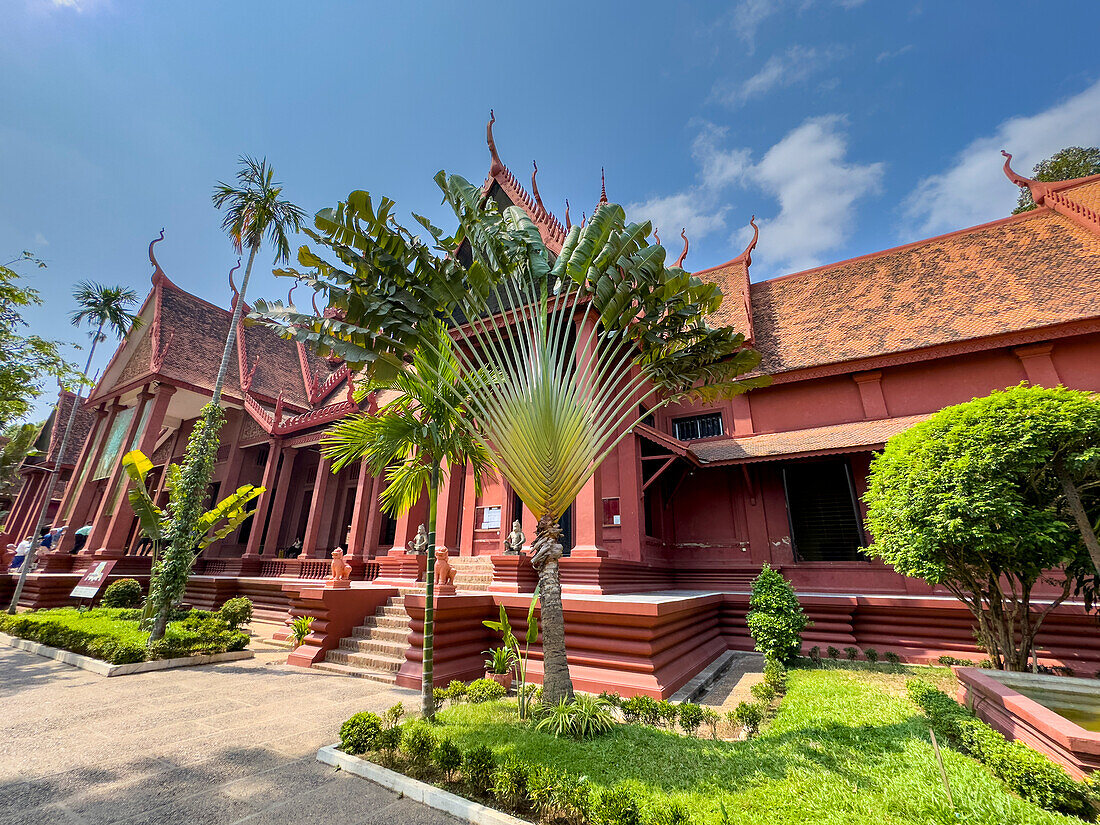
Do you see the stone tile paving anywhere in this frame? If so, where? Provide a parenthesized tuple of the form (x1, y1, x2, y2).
(0, 633, 457, 825)
(695, 651, 765, 738)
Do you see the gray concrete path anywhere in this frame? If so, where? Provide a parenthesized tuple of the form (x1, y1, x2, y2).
(0, 641, 457, 825)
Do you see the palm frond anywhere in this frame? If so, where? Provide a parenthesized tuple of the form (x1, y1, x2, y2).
(212, 155, 306, 261)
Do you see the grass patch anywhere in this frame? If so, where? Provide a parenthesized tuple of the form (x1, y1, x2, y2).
(431, 666, 1076, 824)
(0, 606, 249, 663)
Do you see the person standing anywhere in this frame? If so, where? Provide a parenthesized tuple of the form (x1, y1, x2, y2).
(72, 524, 93, 554)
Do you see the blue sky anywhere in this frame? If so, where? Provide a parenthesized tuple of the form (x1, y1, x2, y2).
(4, 0, 1099, 419)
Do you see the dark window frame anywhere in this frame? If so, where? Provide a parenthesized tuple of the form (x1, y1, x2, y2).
(672, 412, 724, 441)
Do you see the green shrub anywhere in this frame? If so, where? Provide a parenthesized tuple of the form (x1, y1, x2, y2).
(649, 800, 693, 825)
(598, 690, 623, 708)
(218, 597, 253, 631)
(376, 726, 401, 764)
(101, 578, 143, 608)
(655, 699, 679, 731)
(808, 645, 822, 666)
(433, 738, 462, 779)
(462, 744, 495, 792)
(863, 647, 879, 664)
(527, 766, 591, 823)
(827, 646, 840, 660)
(339, 711, 383, 755)
(467, 678, 507, 704)
(535, 699, 575, 738)
(491, 756, 529, 811)
(571, 694, 615, 739)
(621, 695, 659, 726)
(844, 646, 859, 661)
(678, 702, 704, 736)
(750, 681, 776, 703)
(384, 702, 405, 727)
(701, 707, 721, 740)
(148, 612, 248, 659)
(745, 564, 808, 663)
(729, 701, 765, 737)
(763, 657, 787, 694)
(520, 683, 540, 706)
(908, 680, 1091, 818)
(446, 680, 468, 703)
(591, 785, 643, 825)
(432, 686, 448, 709)
(883, 651, 901, 666)
(289, 615, 313, 647)
(0, 609, 148, 664)
(400, 720, 435, 769)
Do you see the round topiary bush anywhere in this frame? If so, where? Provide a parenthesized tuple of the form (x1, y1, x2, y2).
(218, 597, 253, 631)
(467, 677, 507, 703)
(100, 578, 143, 608)
(745, 564, 808, 663)
(339, 711, 383, 755)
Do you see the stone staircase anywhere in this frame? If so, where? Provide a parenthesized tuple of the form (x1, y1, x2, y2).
(450, 555, 494, 592)
(313, 595, 412, 683)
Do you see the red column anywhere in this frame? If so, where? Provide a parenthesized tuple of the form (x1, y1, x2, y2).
(51, 404, 107, 533)
(8, 472, 46, 542)
(87, 389, 153, 554)
(244, 440, 282, 557)
(346, 459, 375, 557)
(458, 462, 477, 556)
(617, 433, 643, 562)
(302, 452, 334, 558)
(435, 460, 465, 554)
(3, 470, 39, 542)
(571, 312, 605, 558)
(361, 472, 385, 557)
(99, 385, 173, 554)
(262, 446, 297, 556)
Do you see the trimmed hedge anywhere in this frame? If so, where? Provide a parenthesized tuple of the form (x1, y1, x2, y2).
(101, 578, 143, 608)
(907, 680, 1093, 819)
(0, 607, 248, 664)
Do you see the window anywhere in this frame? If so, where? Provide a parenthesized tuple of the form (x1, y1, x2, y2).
(782, 460, 866, 562)
(602, 498, 621, 526)
(673, 412, 723, 441)
(476, 505, 502, 530)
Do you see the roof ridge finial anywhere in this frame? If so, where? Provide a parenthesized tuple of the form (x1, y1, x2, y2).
(311, 289, 321, 317)
(565, 199, 571, 230)
(739, 216, 759, 267)
(531, 160, 546, 216)
(581, 210, 587, 228)
(149, 228, 166, 284)
(599, 167, 608, 205)
(287, 280, 299, 307)
(675, 228, 689, 268)
(653, 227, 661, 245)
(228, 257, 242, 298)
(487, 109, 504, 176)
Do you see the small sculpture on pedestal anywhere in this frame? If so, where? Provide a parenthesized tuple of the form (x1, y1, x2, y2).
(407, 524, 428, 555)
(326, 546, 352, 588)
(434, 546, 457, 588)
(503, 520, 525, 555)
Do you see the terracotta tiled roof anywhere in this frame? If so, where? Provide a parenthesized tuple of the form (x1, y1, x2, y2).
(689, 414, 930, 465)
(736, 209, 1100, 375)
(1061, 179, 1100, 216)
(29, 391, 95, 467)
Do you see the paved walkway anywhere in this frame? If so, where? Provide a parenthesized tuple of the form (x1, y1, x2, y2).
(0, 639, 457, 825)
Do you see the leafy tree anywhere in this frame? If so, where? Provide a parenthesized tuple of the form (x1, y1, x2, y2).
(250, 173, 766, 704)
(7, 281, 140, 613)
(1012, 146, 1100, 213)
(0, 422, 40, 522)
(745, 563, 808, 663)
(121, 449, 263, 623)
(146, 157, 303, 641)
(864, 385, 1100, 670)
(0, 252, 81, 430)
(321, 320, 494, 718)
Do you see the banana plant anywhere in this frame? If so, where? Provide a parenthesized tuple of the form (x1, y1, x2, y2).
(484, 587, 540, 719)
(121, 449, 264, 621)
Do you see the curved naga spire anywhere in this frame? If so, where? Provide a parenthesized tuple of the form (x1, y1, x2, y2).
(599, 167, 608, 205)
(487, 109, 504, 176)
(1000, 149, 1036, 188)
(228, 257, 242, 299)
(675, 228, 689, 268)
(311, 289, 321, 317)
(287, 280, 299, 307)
(653, 227, 661, 246)
(149, 228, 166, 284)
(564, 199, 571, 230)
(531, 161, 546, 216)
(739, 216, 759, 266)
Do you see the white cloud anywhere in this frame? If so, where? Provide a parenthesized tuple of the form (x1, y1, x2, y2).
(729, 0, 776, 53)
(876, 44, 913, 62)
(746, 115, 884, 272)
(904, 79, 1100, 235)
(33, 232, 49, 247)
(629, 116, 884, 274)
(713, 45, 844, 108)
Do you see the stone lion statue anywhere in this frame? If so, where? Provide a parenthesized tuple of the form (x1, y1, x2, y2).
(434, 546, 456, 587)
(328, 547, 352, 581)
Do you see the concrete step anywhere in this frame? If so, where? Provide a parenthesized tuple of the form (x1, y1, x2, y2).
(325, 649, 404, 672)
(362, 615, 411, 630)
(351, 625, 409, 644)
(312, 660, 397, 684)
(380, 604, 409, 617)
(339, 637, 406, 656)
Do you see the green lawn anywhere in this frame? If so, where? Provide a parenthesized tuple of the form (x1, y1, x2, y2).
(433, 666, 1077, 824)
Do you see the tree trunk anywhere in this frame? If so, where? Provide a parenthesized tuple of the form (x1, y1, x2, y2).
(1056, 457, 1100, 574)
(531, 513, 573, 704)
(422, 464, 439, 719)
(210, 244, 258, 407)
(8, 324, 103, 613)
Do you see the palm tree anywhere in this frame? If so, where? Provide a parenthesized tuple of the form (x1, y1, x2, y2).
(8, 282, 140, 613)
(145, 157, 303, 641)
(250, 174, 767, 705)
(210, 156, 306, 405)
(322, 321, 494, 719)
